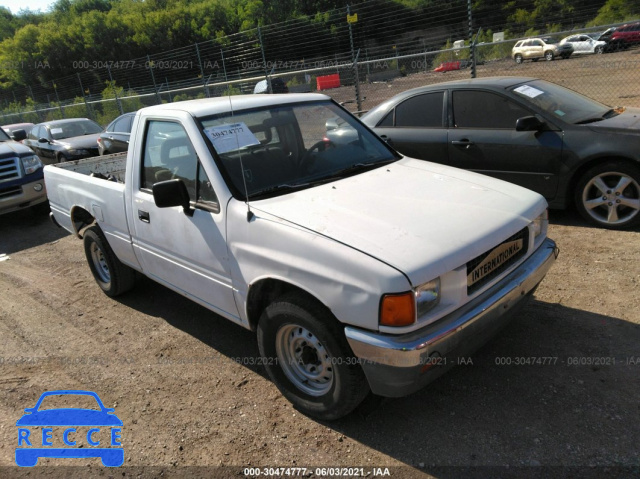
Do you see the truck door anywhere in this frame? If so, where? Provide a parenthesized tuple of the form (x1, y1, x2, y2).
(129, 119, 239, 322)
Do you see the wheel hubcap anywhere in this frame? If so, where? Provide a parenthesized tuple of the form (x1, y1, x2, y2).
(582, 172, 640, 225)
(90, 242, 111, 283)
(276, 324, 334, 396)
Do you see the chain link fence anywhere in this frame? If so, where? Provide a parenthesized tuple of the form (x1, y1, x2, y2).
(1, 0, 638, 126)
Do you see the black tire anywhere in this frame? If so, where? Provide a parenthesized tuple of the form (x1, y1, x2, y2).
(56, 153, 67, 163)
(257, 293, 370, 420)
(595, 46, 604, 54)
(83, 225, 136, 296)
(514, 54, 523, 64)
(544, 50, 554, 61)
(575, 162, 640, 230)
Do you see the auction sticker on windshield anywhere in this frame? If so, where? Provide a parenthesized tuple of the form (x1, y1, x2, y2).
(513, 85, 544, 98)
(204, 122, 260, 154)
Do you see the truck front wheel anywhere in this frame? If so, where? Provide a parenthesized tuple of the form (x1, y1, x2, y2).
(257, 293, 370, 420)
(83, 225, 136, 297)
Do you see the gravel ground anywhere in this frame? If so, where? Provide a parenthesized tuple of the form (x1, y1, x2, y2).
(1, 50, 639, 478)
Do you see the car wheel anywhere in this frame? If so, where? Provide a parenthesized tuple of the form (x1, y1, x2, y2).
(575, 162, 640, 229)
(83, 225, 136, 297)
(595, 46, 604, 54)
(544, 51, 554, 61)
(257, 293, 370, 420)
(56, 153, 67, 163)
(514, 54, 523, 64)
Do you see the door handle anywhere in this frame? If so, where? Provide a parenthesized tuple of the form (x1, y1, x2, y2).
(451, 139, 474, 149)
(138, 210, 150, 223)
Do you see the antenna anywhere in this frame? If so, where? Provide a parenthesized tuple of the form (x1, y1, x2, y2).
(226, 88, 254, 222)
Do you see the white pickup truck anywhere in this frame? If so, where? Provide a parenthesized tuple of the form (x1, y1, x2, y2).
(44, 94, 558, 420)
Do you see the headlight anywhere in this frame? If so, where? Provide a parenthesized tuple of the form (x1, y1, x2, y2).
(21, 155, 43, 175)
(532, 210, 548, 239)
(415, 278, 440, 318)
(67, 148, 89, 156)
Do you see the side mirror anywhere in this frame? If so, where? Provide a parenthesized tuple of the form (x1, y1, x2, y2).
(38, 137, 49, 143)
(152, 179, 193, 216)
(12, 129, 26, 141)
(515, 116, 545, 132)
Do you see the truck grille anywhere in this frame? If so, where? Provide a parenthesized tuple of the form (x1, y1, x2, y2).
(467, 227, 529, 295)
(0, 185, 22, 199)
(0, 157, 20, 183)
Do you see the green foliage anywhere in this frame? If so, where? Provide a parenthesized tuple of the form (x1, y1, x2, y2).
(97, 80, 144, 125)
(588, 0, 639, 26)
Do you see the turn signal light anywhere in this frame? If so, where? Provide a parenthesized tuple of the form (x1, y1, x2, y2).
(380, 292, 415, 327)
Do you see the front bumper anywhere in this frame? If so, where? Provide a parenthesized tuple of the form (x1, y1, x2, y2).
(0, 178, 48, 215)
(345, 238, 558, 397)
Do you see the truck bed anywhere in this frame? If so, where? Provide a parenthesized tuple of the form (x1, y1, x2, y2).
(48, 153, 127, 182)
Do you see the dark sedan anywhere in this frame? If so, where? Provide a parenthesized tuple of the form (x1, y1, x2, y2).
(360, 77, 640, 229)
(24, 118, 103, 163)
(98, 112, 135, 155)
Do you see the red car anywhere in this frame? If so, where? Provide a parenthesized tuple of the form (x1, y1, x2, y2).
(610, 22, 640, 49)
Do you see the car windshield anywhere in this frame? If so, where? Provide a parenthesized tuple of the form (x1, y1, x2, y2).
(509, 80, 612, 124)
(0, 128, 11, 141)
(49, 119, 102, 140)
(198, 100, 398, 200)
(542, 37, 560, 44)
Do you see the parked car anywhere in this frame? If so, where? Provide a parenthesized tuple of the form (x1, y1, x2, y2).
(560, 34, 606, 54)
(98, 112, 135, 155)
(24, 118, 103, 163)
(44, 93, 556, 419)
(512, 37, 573, 63)
(2, 122, 35, 141)
(0, 127, 48, 216)
(361, 76, 640, 229)
(609, 22, 640, 50)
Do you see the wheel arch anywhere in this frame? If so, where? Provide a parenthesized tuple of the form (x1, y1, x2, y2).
(566, 155, 640, 208)
(246, 278, 331, 332)
(70, 206, 96, 238)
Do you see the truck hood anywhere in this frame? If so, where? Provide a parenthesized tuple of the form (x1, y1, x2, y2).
(0, 139, 36, 158)
(252, 158, 546, 284)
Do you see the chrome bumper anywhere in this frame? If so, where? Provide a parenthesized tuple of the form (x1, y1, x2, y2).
(345, 238, 558, 397)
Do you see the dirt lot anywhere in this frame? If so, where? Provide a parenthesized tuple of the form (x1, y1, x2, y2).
(1, 51, 640, 478)
(0, 205, 639, 478)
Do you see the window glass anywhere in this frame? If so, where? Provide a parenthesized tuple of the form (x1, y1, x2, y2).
(453, 90, 531, 129)
(141, 121, 198, 199)
(378, 110, 394, 127)
(113, 116, 132, 133)
(395, 92, 444, 127)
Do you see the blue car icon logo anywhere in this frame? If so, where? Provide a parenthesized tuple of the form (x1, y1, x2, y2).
(16, 390, 123, 467)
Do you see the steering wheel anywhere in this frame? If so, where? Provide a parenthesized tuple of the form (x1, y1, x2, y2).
(299, 140, 336, 172)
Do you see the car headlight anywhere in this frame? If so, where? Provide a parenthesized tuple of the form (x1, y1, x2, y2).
(416, 278, 440, 318)
(532, 210, 548, 239)
(67, 148, 89, 156)
(21, 155, 43, 175)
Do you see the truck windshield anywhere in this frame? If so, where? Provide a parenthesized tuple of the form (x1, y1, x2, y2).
(198, 100, 398, 200)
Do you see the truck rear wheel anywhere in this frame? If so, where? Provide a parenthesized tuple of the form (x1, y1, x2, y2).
(83, 225, 136, 297)
(257, 293, 369, 420)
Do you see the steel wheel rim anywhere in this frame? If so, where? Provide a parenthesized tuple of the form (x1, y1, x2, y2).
(275, 324, 334, 396)
(582, 171, 640, 225)
(90, 242, 111, 283)
(545, 52, 553, 61)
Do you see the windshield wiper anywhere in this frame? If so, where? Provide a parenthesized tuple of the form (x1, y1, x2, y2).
(249, 178, 335, 199)
(326, 159, 396, 179)
(575, 109, 619, 125)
